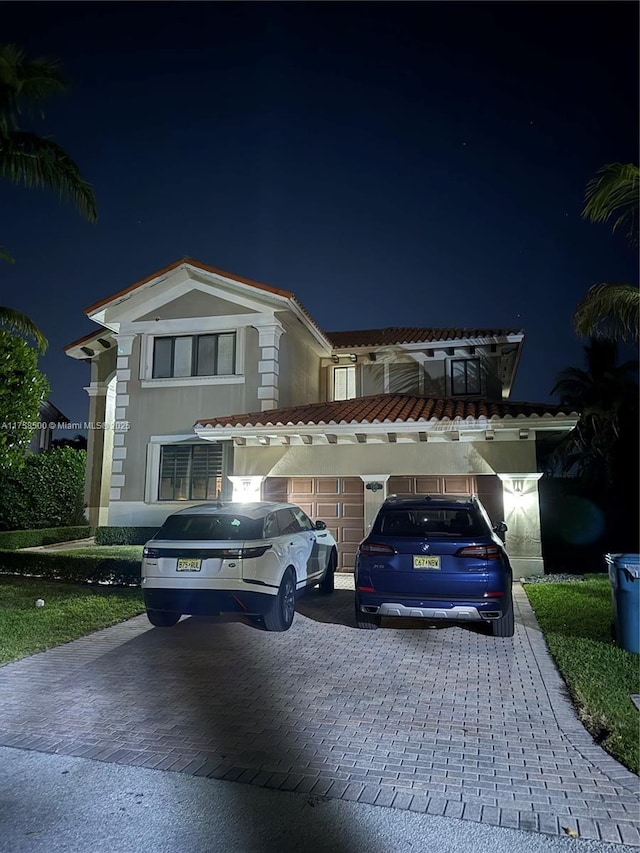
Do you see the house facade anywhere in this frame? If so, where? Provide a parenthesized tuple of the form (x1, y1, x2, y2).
(65, 258, 578, 576)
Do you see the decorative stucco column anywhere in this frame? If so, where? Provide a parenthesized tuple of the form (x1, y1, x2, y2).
(110, 334, 135, 502)
(360, 474, 390, 534)
(254, 322, 284, 411)
(83, 375, 116, 527)
(498, 473, 544, 578)
(228, 475, 265, 502)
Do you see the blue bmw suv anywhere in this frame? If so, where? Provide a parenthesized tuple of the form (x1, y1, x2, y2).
(354, 494, 514, 637)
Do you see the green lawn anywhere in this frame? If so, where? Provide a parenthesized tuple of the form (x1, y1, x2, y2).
(524, 575, 639, 775)
(0, 576, 144, 666)
(54, 545, 144, 560)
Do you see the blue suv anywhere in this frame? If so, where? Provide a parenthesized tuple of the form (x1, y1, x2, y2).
(354, 494, 514, 637)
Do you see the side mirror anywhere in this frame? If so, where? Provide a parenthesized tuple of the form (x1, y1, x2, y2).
(315, 520, 327, 530)
(493, 521, 508, 534)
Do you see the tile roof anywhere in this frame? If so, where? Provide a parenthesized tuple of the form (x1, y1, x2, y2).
(196, 394, 576, 429)
(325, 328, 523, 347)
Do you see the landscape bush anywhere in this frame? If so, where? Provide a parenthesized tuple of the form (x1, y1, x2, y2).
(94, 526, 159, 545)
(0, 447, 86, 531)
(0, 550, 140, 586)
(0, 526, 91, 551)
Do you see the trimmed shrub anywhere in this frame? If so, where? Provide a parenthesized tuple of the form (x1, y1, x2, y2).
(0, 447, 86, 531)
(94, 526, 160, 546)
(0, 550, 140, 586)
(0, 526, 91, 551)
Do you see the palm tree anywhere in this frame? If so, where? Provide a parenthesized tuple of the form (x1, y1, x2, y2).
(0, 306, 47, 352)
(0, 43, 98, 352)
(0, 43, 97, 223)
(574, 163, 639, 343)
(550, 339, 638, 487)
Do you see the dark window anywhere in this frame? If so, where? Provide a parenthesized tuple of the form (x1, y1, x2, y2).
(451, 358, 481, 395)
(152, 333, 236, 378)
(291, 507, 314, 531)
(159, 445, 223, 501)
(155, 513, 264, 541)
(277, 508, 303, 535)
(373, 508, 486, 538)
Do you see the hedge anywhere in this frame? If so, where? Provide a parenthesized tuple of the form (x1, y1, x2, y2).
(94, 526, 160, 546)
(0, 526, 92, 551)
(0, 550, 141, 586)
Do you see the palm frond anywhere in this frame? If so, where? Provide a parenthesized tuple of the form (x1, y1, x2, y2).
(582, 163, 639, 247)
(574, 282, 639, 343)
(0, 44, 67, 135)
(0, 131, 97, 222)
(0, 306, 47, 352)
(0, 246, 14, 263)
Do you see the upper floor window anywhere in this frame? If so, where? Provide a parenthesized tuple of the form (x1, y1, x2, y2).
(333, 366, 356, 401)
(159, 444, 223, 501)
(152, 333, 236, 379)
(451, 358, 481, 395)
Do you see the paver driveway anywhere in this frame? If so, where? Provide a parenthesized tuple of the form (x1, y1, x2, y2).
(0, 580, 638, 845)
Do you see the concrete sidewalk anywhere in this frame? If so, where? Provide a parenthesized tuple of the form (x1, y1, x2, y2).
(1, 746, 637, 853)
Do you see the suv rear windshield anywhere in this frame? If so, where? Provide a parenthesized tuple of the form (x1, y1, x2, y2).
(372, 507, 486, 538)
(155, 514, 264, 541)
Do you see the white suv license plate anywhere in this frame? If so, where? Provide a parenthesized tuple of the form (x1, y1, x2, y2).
(177, 558, 202, 572)
(413, 556, 440, 570)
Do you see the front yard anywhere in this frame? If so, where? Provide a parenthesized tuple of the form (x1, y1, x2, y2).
(524, 575, 639, 775)
(0, 576, 144, 665)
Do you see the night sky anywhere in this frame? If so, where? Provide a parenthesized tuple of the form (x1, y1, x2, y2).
(2, 2, 638, 425)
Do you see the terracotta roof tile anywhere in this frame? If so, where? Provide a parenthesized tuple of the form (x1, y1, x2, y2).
(196, 394, 576, 429)
(325, 328, 523, 348)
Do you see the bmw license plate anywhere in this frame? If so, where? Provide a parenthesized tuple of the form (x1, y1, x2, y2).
(177, 558, 202, 572)
(413, 556, 440, 570)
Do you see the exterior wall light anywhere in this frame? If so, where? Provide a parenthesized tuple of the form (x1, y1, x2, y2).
(365, 482, 383, 491)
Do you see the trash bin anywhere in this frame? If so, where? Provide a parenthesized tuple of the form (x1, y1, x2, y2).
(606, 553, 640, 654)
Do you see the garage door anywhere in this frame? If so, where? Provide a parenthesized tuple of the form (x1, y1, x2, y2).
(264, 477, 364, 573)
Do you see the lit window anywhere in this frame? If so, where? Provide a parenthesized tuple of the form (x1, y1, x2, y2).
(334, 366, 356, 400)
(159, 445, 223, 501)
(152, 333, 236, 378)
(451, 358, 481, 395)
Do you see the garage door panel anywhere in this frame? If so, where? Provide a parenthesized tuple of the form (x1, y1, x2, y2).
(315, 479, 340, 496)
(388, 477, 414, 493)
(415, 476, 442, 493)
(316, 502, 340, 518)
(341, 502, 364, 519)
(341, 478, 362, 495)
(444, 476, 476, 494)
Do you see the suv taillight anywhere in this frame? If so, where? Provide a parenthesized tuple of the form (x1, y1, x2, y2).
(241, 545, 272, 559)
(455, 545, 501, 560)
(358, 542, 396, 556)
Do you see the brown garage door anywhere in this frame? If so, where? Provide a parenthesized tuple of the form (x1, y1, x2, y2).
(264, 477, 364, 572)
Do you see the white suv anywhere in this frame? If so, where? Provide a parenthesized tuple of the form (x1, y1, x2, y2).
(141, 501, 338, 632)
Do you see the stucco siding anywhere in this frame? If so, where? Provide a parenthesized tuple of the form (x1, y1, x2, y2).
(276, 313, 322, 407)
(231, 439, 537, 479)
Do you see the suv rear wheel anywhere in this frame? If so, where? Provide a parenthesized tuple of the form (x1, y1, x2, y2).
(489, 596, 514, 637)
(263, 568, 296, 632)
(146, 609, 181, 628)
(318, 550, 336, 594)
(355, 600, 381, 630)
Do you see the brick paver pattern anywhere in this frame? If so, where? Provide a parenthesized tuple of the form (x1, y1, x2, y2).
(0, 580, 638, 845)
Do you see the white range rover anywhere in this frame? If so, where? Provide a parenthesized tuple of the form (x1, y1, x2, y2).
(141, 501, 338, 632)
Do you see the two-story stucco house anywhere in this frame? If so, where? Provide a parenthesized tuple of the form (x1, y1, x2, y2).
(65, 257, 578, 576)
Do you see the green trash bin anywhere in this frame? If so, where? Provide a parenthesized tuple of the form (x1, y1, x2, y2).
(606, 553, 640, 654)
